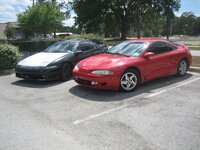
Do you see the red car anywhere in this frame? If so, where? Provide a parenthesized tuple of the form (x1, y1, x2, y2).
(73, 39, 192, 91)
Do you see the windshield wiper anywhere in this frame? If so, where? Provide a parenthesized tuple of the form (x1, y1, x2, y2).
(104, 51, 113, 54)
(113, 52, 130, 57)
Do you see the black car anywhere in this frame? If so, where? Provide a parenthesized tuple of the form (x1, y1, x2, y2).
(15, 40, 105, 81)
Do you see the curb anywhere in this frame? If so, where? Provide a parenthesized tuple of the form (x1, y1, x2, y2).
(0, 69, 15, 76)
(189, 67, 200, 73)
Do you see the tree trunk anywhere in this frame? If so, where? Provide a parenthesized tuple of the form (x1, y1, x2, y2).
(43, 31, 47, 38)
(136, 0, 141, 39)
(53, 31, 56, 39)
(120, 18, 127, 40)
(120, 25, 127, 40)
(166, 15, 170, 40)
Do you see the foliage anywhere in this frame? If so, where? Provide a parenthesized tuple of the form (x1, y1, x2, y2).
(0, 44, 21, 71)
(10, 39, 58, 52)
(61, 26, 81, 34)
(158, 0, 180, 39)
(18, 1, 65, 39)
(65, 34, 106, 44)
(72, 0, 180, 40)
(4, 24, 15, 39)
(172, 12, 200, 36)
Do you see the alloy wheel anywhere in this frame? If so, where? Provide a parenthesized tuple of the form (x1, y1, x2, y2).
(178, 60, 187, 76)
(120, 72, 138, 91)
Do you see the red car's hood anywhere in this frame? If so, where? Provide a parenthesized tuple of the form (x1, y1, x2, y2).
(78, 54, 135, 70)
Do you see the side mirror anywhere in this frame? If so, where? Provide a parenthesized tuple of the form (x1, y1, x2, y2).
(75, 50, 83, 55)
(144, 52, 155, 58)
(104, 46, 112, 52)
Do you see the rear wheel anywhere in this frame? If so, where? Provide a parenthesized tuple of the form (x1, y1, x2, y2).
(177, 59, 187, 77)
(120, 69, 139, 92)
(60, 62, 72, 81)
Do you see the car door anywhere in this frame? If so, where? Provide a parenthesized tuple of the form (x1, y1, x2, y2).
(89, 42, 99, 55)
(144, 41, 175, 81)
(78, 42, 94, 59)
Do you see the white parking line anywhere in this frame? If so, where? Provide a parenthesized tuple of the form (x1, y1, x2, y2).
(73, 76, 200, 125)
(73, 105, 127, 125)
(188, 71, 200, 75)
(145, 77, 200, 98)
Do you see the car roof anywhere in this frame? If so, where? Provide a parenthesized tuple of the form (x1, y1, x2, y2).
(58, 39, 92, 44)
(127, 38, 170, 44)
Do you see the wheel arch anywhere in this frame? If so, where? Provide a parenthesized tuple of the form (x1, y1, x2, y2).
(123, 66, 141, 83)
(63, 61, 73, 69)
(180, 57, 189, 68)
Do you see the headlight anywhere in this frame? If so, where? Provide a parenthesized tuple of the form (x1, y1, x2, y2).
(46, 65, 59, 69)
(74, 65, 79, 70)
(91, 70, 114, 75)
(53, 57, 63, 63)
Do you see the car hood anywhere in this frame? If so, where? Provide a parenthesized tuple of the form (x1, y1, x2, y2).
(18, 52, 69, 67)
(78, 54, 135, 70)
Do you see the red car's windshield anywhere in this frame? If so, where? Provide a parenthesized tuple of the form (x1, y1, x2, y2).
(106, 42, 147, 57)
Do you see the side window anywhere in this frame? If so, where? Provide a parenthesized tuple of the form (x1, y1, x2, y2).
(78, 42, 91, 51)
(165, 43, 176, 51)
(90, 42, 97, 50)
(147, 42, 171, 55)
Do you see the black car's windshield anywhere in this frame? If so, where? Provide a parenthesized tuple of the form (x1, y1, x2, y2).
(44, 42, 77, 53)
(106, 42, 147, 57)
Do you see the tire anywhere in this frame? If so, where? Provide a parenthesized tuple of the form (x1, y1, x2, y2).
(60, 62, 72, 81)
(177, 59, 187, 77)
(120, 69, 140, 92)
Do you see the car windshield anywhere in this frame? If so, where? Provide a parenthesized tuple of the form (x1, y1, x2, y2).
(106, 42, 147, 57)
(44, 42, 77, 53)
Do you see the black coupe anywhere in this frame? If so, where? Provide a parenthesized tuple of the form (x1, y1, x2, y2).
(15, 40, 105, 81)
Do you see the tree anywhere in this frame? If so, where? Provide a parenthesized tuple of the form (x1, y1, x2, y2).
(37, 0, 46, 4)
(73, 0, 180, 39)
(194, 17, 200, 36)
(4, 23, 15, 39)
(156, 0, 180, 39)
(18, 1, 65, 39)
(179, 12, 197, 35)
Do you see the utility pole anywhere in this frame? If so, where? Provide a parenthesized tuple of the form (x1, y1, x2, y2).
(32, 0, 35, 6)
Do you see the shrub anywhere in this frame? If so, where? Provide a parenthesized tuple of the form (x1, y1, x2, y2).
(10, 39, 58, 52)
(64, 34, 107, 45)
(0, 44, 21, 71)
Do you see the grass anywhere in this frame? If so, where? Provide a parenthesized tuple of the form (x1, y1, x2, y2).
(188, 46, 200, 50)
(192, 56, 200, 67)
(186, 44, 200, 46)
(178, 37, 200, 41)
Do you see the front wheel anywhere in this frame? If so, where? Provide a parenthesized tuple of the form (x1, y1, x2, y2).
(60, 62, 72, 81)
(177, 59, 187, 77)
(120, 69, 139, 92)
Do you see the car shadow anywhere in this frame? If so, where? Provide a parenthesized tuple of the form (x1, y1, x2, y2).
(69, 73, 193, 102)
(11, 78, 72, 88)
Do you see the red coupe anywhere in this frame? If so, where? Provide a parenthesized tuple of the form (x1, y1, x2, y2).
(73, 39, 192, 91)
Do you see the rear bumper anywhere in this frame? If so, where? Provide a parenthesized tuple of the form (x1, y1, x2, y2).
(15, 65, 61, 81)
(73, 70, 120, 90)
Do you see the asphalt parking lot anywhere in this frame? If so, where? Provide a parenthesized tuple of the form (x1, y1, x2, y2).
(0, 72, 200, 150)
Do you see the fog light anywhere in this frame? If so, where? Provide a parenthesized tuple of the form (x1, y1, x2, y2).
(91, 81, 98, 85)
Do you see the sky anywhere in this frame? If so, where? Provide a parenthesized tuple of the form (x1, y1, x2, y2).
(0, 0, 200, 27)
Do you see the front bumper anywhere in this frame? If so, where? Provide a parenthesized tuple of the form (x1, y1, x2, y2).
(15, 65, 61, 80)
(73, 70, 120, 90)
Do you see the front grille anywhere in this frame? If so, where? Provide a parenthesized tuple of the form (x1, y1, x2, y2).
(16, 73, 44, 80)
(16, 66, 45, 73)
(77, 78, 92, 86)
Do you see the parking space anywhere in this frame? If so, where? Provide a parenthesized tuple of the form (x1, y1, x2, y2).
(0, 72, 200, 150)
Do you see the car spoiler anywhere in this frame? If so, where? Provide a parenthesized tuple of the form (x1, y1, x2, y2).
(167, 40, 188, 49)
